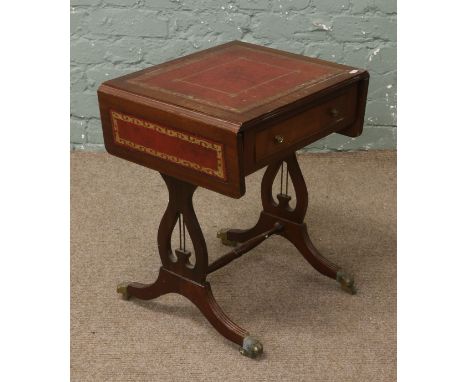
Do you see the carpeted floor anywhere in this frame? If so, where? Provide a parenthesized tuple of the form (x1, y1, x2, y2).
(71, 151, 396, 382)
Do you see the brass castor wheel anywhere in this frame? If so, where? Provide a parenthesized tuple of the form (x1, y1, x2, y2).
(117, 282, 131, 300)
(239, 335, 263, 359)
(217, 228, 237, 247)
(336, 270, 357, 295)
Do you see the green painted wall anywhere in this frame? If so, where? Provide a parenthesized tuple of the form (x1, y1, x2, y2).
(71, 0, 396, 151)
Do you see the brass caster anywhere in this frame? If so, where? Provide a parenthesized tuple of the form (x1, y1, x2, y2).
(117, 282, 131, 300)
(336, 270, 357, 295)
(217, 229, 237, 247)
(239, 335, 263, 359)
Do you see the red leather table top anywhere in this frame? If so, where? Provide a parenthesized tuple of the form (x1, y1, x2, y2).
(106, 41, 363, 125)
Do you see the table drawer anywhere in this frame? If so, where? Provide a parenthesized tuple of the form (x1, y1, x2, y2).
(254, 84, 358, 162)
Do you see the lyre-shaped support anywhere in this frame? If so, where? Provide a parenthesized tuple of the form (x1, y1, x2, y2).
(219, 153, 356, 294)
(117, 174, 263, 358)
(157, 174, 207, 283)
(262, 154, 308, 223)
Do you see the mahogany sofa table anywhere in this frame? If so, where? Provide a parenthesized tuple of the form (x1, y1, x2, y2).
(97, 41, 369, 358)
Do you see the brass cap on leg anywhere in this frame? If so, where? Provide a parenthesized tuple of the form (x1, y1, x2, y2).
(117, 282, 131, 300)
(239, 335, 263, 358)
(336, 270, 357, 295)
(217, 228, 237, 247)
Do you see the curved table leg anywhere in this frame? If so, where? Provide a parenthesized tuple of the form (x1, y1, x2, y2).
(217, 213, 272, 246)
(118, 267, 263, 358)
(283, 223, 356, 295)
(219, 153, 356, 294)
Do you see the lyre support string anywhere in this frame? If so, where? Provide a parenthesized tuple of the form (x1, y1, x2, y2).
(280, 162, 284, 195)
(178, 212, 182, 250)
(182, 213, 186, 251)
(285, 161, 289, 196)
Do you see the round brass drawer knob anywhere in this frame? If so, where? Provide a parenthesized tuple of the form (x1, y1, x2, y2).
(330, 108, 340, 118)
(274, 135, 284, 144)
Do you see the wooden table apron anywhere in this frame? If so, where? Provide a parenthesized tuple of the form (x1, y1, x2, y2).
(97, 41, 369, 358)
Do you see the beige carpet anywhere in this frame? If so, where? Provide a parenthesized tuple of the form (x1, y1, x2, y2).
(71, 151, 396, 382)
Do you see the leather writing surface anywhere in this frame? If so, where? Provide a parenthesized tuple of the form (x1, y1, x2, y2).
(127, 44, 344, 113)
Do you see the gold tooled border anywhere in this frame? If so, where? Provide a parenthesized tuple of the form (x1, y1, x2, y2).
(127, 45, 346, 113)
(110, 110, 226, 180)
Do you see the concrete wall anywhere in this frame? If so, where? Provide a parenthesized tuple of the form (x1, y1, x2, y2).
(71, 0, 396, 151)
